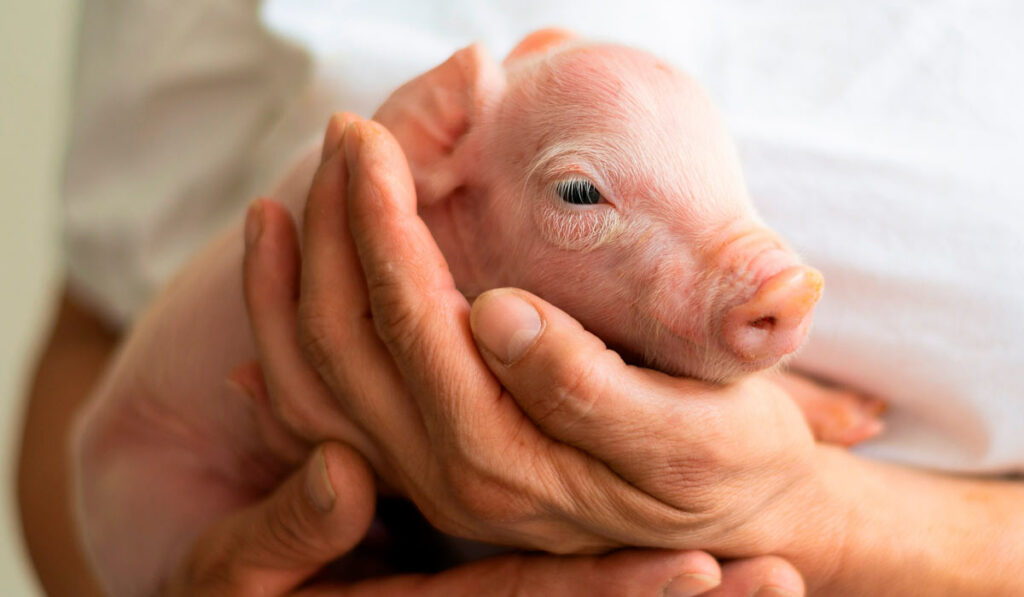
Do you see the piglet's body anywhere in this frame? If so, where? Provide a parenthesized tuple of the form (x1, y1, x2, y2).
(75, 32, 876, 596)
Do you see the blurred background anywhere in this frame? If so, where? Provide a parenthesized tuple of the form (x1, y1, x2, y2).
(0, 0, 78, 594)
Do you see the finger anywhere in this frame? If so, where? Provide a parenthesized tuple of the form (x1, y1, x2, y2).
(301, 118, 370, 354)
(243, 198, 348, 448)
(243, 197, 383, 460)
(322, 112, 362, 162)
(699, 556, 804, 597)
(299, 121, 432, 489)
(342, 119, 501, 449)
(469, 288, 706, 486)
(170, 443, 376, 597)
(297, 549, 722, 597)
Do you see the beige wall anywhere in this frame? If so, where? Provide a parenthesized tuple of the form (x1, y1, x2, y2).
(0, 0, 80, 594)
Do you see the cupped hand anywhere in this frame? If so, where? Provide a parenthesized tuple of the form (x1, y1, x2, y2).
(239, 198, 808, 597)
(242, 111, 816, 592)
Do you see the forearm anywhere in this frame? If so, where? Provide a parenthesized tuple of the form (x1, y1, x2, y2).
(17, 289, 114, 597)
(804, 446, 1024, 595)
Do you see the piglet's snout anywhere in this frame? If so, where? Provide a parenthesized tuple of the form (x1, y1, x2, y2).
(722, 266, 823, 363)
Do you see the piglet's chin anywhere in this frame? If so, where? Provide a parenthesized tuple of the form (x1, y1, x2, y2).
(627, 334, 764, 385)
(649, 350, 777, 386)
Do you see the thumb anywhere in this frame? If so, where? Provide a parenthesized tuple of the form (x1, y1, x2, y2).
(167, 442, 376, 596)
(469, 289, 680, 465)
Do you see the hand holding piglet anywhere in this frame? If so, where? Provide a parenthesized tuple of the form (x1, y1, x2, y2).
(237, 166, 810, 597)
(252, 114, 836, 586)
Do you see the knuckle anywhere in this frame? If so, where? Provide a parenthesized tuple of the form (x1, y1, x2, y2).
(440, 462, 526, 529)
(365, 264, 426, 348)
(261, 495, 316, 558)
(446, 474, 510, 525)
(366, 264, 417, 327)
(541, 348, 614, 430)
(296, 303, 347, 374)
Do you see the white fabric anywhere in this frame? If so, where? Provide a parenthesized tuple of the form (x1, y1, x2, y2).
(63, 0, 1024, 473)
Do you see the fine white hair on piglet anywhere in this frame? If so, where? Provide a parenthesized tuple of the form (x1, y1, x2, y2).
(520, 139, 624, 250)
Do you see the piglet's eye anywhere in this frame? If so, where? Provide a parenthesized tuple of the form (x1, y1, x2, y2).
(555, 179, 602, 205)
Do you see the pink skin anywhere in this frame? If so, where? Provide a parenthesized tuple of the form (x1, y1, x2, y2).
(387, 35, 824, 383)
(74, 32, 874, 595)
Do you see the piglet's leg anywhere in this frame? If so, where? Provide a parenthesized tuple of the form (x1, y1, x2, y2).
(771, 371, 886, 447)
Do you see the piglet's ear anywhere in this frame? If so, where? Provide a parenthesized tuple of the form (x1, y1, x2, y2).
(503, 28, 577, 66)
(372, 43, 505, 206)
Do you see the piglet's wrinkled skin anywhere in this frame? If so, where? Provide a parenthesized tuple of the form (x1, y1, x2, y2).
(74, 31, 876, 596)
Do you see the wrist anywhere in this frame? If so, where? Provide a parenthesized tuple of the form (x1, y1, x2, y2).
(770, 445, 858, 594)
(795, 447, 1024, 596)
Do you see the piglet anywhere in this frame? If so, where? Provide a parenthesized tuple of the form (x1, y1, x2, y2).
(75, 30, 881, 595)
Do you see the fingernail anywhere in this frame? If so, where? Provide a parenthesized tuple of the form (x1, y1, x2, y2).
(664, 573, 720, 597)
(472, 291, 543, 364)
(753, 587, 799, 597)
(306, 448, 336, 513)
(343, 121, 360, 171)
(244, 200, 264, 248)
(321, 114, 350, 161)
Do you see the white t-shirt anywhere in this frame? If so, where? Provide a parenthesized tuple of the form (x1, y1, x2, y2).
(63, 0, 1024, 474)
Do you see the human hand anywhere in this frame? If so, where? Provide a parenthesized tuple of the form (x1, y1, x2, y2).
(242, 162, 808, 597)
(466, 287, 835, 560)
(242, 113, 818, 591)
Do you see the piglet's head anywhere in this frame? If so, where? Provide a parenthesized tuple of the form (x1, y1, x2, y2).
(372, 30, 823, 383)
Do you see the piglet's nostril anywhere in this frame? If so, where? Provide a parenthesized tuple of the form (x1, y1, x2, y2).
(722, 266, 823, 363)
(748, 315, 776, 330)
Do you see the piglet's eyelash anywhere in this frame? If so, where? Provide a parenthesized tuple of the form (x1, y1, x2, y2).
(554, 178, 604, 205)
